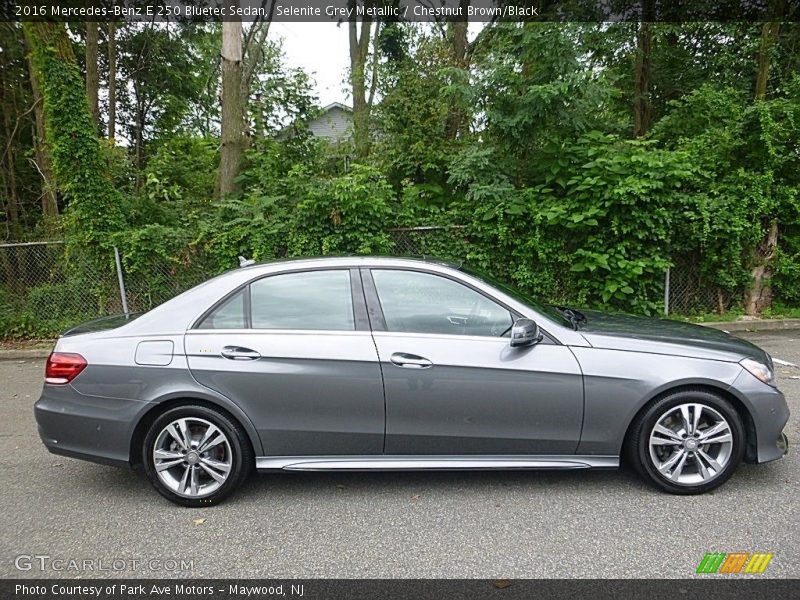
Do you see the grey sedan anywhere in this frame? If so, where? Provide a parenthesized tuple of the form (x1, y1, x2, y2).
(35, 257, 790, 506)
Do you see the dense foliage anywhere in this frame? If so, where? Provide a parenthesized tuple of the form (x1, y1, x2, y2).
(1, 20, 799, 337)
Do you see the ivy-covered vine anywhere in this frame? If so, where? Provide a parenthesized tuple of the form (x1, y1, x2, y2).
(22, 22, 124, 268)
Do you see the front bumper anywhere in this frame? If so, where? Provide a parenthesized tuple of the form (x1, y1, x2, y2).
(777, 432, 789, 456)
(34, 384, 147, 467)
(730, 369, 790, 464)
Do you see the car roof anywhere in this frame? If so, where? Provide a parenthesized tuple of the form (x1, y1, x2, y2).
(102, 256, 468, 336)
(238, 255, 463, 272)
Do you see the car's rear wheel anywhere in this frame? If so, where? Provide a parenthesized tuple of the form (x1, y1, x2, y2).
(628, 389, 745, 494)
(143, 404, 253, 507)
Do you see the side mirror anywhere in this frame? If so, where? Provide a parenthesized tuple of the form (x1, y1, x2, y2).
(510, 318, 542, 347)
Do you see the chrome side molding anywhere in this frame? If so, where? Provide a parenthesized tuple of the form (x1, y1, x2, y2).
(255, 455, 619, 472)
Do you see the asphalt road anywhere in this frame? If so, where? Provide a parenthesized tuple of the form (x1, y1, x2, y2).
(1, 331, 798, 579)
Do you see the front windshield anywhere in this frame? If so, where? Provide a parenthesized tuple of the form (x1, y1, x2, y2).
(459, 266, 574, 328)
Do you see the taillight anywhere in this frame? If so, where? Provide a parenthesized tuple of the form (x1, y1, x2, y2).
(45, 352, 87, 384)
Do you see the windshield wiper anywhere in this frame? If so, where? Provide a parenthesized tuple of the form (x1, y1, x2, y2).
(555, 306, 587, 330)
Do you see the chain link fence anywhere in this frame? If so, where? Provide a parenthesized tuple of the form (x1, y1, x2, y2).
(0, 242, 122, 338)
(0, 241, 216, 338)
(0, 232, 744, 339)
(121, 253, 215, 315)
(665, 253, 740, 316)
(388, 226, 469, 259)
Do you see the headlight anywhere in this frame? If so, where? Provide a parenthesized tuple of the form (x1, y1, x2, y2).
(740, 358, 775, 386)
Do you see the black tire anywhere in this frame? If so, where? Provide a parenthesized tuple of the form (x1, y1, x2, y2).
(627, 389, 745, 495)
(142, 404, 254, 507)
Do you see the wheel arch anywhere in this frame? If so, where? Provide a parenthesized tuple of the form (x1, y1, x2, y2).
(129, 392, 263, 467)
(620, 383, 757, 464)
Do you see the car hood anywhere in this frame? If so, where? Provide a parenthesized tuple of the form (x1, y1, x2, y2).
(576, 310, 769, 363)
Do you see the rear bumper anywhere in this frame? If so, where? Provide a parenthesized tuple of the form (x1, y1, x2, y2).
(38, 441, 129, 468)
(34, 384, 147, 466)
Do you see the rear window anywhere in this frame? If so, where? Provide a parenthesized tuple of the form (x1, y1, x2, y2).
(196, 270, 355, 331)
(250, 270, 354, 330)
(197, 290, 246, 329)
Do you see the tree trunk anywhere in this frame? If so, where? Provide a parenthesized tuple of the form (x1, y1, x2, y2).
(755, 21, 781, 101)
(662, 28, 681, 104)
(745, 20, 783, 315)
(107, 22, 116, 140)
(349, 0, 373, 159)
(27, 53, 58, 217)
(1, 94, 19, 225)
(219, 5, 245, 198)
(0, 43, 19, 229)
(445, 0, 470, 139)
(744, 221, 779, 316)
(633, 21, 652, 137)
(632, 0, 654, 137)
(134, 90, 144, 189)
(85, 21, 100, 128)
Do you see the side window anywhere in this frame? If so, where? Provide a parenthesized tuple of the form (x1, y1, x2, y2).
(250, 270, 355, 331)
(198, 289, 246, 329)
(372, 270, 513, 337)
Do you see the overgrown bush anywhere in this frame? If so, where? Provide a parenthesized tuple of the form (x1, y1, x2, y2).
(774, 226, 800, 306)
(202, 164, 395, 265)
(119, 224, 215, 311)
(287, 165, 395, 256)
(0, 280, 110, 339)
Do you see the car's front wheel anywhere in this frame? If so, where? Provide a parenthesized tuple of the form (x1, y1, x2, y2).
(628, 389, 745, 494)
(142, 404, 253, 506)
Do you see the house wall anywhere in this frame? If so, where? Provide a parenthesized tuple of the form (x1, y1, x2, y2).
(308, 107, 352, 142)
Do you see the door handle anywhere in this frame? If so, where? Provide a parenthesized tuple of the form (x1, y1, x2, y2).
(447, 315, 468, 326)
(390, 353, 433, 369)
(221, 346, 261, 361)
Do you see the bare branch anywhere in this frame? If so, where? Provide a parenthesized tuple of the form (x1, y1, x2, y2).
(466, 14, 499, 60)
(0, 97, 40, 167)
(242, 0, 276, 94)
(367, 21, 382, 111)
(415, 0, 447, 38)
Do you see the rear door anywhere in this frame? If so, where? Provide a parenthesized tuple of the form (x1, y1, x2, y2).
(364, 268, 584, 455)
(185, 268, 384, 456)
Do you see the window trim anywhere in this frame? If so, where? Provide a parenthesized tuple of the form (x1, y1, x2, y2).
(359, 268, 387, 332)
(195, 287, 249, 330)
(361, 267, 554, 341)
(349, 267, 371, 331)
(192, 267, 368, 332)
(244, 284, 253, 329)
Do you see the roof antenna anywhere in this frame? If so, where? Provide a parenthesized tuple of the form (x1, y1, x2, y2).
(238, 256, 255, 267)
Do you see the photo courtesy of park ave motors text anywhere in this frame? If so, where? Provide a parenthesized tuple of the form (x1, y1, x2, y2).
(1, 0, 799, 592)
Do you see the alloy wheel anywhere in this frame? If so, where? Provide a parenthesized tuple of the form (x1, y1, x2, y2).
(152, 417, 233, 498)
(648, 403, 734, 486)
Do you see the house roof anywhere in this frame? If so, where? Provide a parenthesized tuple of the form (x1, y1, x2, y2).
(320, 102, 352, 113)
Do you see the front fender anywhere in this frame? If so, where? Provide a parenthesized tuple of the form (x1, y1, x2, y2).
(571, 347, 743, 455)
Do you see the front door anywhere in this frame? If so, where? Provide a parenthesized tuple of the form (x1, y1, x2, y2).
(364, 268, 584, 455)
(185, 268, 384, 456)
